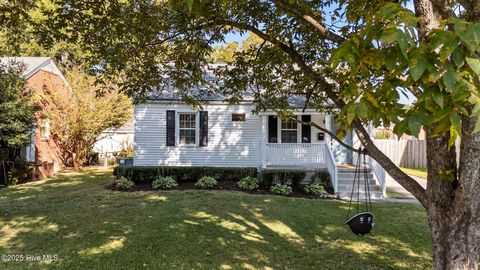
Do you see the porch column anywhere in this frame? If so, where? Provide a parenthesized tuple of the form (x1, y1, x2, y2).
(325, 114, 332, 147)
(261, 115, 267, 168)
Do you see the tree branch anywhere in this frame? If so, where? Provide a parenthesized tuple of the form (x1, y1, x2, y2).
(271, 0, 346, 44)
(212, 18, 428, 206)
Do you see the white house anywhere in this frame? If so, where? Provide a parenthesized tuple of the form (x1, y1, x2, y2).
(133, 90, 386, 198)
(94, 122, 134, 157)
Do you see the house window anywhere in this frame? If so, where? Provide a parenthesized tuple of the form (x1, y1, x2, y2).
(179, 113, 196, 145)
(40, 119, 50, 140)
(232, 113, 246, 122)
(281, 118, 297, 143)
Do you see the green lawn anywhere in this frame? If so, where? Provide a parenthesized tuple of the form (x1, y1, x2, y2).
(400, 168, 428, 179)
(0, 168, 432, 269)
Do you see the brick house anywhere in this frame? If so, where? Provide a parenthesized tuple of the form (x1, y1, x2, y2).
(0, 57, 69, 178)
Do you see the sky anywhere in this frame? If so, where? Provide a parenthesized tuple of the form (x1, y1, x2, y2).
(218, 1, 417, 104)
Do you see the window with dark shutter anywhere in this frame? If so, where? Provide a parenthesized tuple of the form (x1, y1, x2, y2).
(166, 110, 175, 146)
(199, 111, 208, 147)
(301, 115, 311, 143)
(268, 115, 278, 143)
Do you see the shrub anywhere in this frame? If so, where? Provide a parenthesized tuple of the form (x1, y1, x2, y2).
(195, 176, 217, 189)
(152, 176, 178, 190)
(304, 184, 327, 197)
(309, 171, 334, 194)
(115, 177, 135, 190)
(237, 176, 261, 191)
(113, 166, 257, 183)
(270, 184, 293, 196)
(261, 170, 306, 189)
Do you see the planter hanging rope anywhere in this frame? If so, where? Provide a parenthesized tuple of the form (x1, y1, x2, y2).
(345, 148, 375, 236)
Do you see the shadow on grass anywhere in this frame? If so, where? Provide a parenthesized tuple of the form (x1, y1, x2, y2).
(0, 168, 431, 269)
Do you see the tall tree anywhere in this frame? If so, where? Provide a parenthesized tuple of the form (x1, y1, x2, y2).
(44, 68, 132, 170)
(4, 0, 479, 268)
(0, 61, 36, 151)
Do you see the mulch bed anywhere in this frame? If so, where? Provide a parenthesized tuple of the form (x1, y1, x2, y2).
(107, 180, 339, 200)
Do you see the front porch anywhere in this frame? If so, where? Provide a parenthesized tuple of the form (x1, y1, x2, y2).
(257, 112, 386, 198)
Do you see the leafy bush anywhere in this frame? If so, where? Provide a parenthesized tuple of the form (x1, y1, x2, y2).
(304, 184, 328, 197)
(270, 184, 293, 195)
(309, 171, 334, 194)
(152, 176, 178, 190)
(113, 166, 257, 183)
(237, 176, 261, 191)
(195, 176, 217, 189)
(115, 177, 135, 190)
(261, 170, 306, 189)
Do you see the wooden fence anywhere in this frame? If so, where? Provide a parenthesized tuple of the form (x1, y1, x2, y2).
(373, 139, 427, 168)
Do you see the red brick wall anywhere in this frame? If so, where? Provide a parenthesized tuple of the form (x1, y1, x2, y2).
(26, 70, 69, 178)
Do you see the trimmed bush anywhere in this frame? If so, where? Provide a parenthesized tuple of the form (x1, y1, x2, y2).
(113, 166, 257, 183)
(309, 171, 334, 194)
(195, 176, 217, 189)
(237, 176, 261, 191)
(152, 176, 178, 190)
(261, 170, 306, 189)
(115, 177, 135, 190)
(270, 184, 293, 196)
(304, 184, 327, 197)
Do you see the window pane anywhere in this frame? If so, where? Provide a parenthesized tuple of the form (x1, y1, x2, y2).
(281, 119, 297, 130)
(180, 113, 196, 129)
(281, 130, 297, 143)
(179, 129, 196, 144)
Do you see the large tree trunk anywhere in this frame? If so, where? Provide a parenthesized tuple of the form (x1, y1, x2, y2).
(424, 116, 480, 269)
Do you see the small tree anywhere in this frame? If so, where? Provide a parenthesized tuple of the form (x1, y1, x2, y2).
(0, 61, 36, 153)
(45, 68, 132, 170)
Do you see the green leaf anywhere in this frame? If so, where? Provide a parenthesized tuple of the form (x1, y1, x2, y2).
(457, 23, 480, 52)
(432, 92, 444, 108)
(409, 55, 427, 81)
(346, 105, 356, 125)
(466, 56, 480, 76)
(474, 118, 480, 133)
(378, 3, 403, 19)
(185, 0, 194, 11)
(450, 112, 462, 138)
(356, 101, 369, 119)
(380, 28, 398, 45)
(449, 125, 458, 148)
(366, 93, 380, 108)
(442, 70, 460, 92)
(408, 116, 423, 137)
(452, 48, 465, 67)
(396, 30, 408, 59)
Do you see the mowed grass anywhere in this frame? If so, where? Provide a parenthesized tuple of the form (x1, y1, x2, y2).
(0, 168, 432, 270)
(401, 168, 428, 179)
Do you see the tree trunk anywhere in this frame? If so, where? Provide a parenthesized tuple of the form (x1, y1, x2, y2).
(424, 115, 480, 269)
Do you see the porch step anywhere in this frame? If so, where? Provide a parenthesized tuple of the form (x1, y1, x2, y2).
(335, 167, 384, 199)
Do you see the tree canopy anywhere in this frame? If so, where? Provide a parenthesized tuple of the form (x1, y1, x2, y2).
(0, 61, 37, 149)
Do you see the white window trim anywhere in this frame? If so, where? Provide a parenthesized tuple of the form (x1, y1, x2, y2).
(278, 116, 301, 143)
(176, 111, 199, 146)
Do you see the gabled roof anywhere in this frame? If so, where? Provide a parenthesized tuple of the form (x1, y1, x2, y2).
(0, 57, 69, 86)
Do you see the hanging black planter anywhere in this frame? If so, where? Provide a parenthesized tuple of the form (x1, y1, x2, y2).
(346, 212, 374, 236)
(345, 149, 375, 236)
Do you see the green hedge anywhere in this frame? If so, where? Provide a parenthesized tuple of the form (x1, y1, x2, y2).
(113, 166, 257, 182)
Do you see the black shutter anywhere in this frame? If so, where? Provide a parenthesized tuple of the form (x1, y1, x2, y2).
(166, 110, 175, 146)
(199, 111, 208, 147)
(268, 115, 278, 143)
(301, 115, 311, 143)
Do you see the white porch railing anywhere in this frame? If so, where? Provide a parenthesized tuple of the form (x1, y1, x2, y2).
(368, 156, 387, 197)
(325, 145, 338, 194)
(264, 143, 327, 167)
